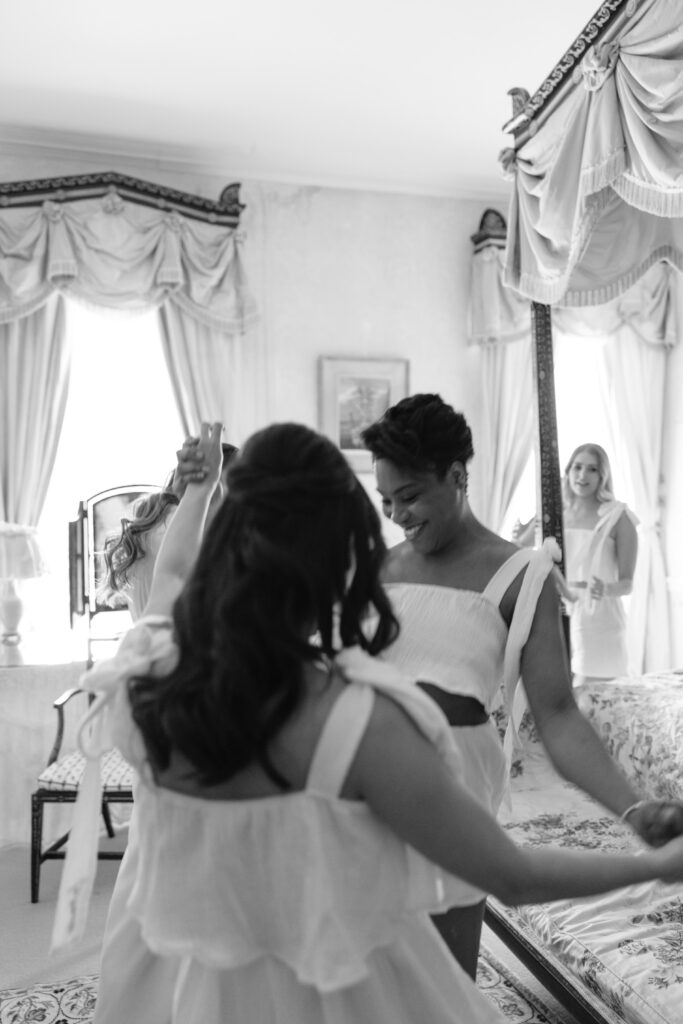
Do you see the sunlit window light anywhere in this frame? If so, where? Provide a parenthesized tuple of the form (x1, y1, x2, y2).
(20, 300, 183, 656)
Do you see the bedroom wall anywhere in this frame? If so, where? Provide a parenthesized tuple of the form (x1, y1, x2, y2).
(0, 146, 509, 521)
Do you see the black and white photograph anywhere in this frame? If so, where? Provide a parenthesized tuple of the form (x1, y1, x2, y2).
(3, 3, 683, 1024)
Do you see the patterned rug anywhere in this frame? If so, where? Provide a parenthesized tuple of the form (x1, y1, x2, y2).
(0, 947, 561, 1023)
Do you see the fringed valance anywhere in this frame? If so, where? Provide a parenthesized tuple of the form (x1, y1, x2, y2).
(502, 0, 683, 307)
(470, 238, 679, 349)
(0, 172, 258, 332)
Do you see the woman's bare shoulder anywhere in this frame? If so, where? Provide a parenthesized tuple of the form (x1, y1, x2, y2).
(381, 541, 417, 583)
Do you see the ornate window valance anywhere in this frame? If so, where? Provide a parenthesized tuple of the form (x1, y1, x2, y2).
(0, 171, 257, 332)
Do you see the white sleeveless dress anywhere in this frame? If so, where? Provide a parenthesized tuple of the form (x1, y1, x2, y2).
(54, 622, 504, 1024)
(382, 544, 559, 818)
(565, 501, 638, 678)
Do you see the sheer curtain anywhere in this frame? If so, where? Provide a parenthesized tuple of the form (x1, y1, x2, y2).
(159, 303, 248, 443)
(477, 337, 534, 532)
(469, 238, 534, 532)
(0, 295, 70, 639)
(599, 330, 671, 672)
(0, 295, 69, 573)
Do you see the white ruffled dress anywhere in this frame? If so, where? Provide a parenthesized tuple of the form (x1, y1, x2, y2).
(55, 620, 504, 1024)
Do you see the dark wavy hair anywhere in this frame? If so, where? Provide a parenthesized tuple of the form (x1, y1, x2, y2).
(128, 423, 399, 790)
(361, 393, 474, 479)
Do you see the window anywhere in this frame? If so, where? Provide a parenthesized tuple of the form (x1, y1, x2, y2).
(21, 301, 183, 655)
(501, 333, 615, 541)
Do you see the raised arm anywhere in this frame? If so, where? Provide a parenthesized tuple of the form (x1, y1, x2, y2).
(143, 422, 223, 619)
(349, 693, 683, 904)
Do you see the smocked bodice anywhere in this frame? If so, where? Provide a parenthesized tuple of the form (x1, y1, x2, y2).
(382, 584, 507, 711)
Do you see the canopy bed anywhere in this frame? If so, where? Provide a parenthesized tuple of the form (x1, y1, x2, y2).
(474, 1, 683, 1021)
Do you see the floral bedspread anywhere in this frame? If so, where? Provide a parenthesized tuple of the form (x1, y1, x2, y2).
(576, 672, 683, 801)
(491, 673, 683, 1024)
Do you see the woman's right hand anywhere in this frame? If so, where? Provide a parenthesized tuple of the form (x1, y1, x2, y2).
(190, 422, 223, 492)
(511, 517, 537, 548)
(176, 425, 222, 490)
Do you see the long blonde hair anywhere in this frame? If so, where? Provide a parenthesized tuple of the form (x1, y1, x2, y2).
(562, 443, 615, 507)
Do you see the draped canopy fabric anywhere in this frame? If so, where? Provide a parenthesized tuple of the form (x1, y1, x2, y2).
(0, 192, 258, 332)
(471, 246, 678, 349)
(504, 0, 683, 307)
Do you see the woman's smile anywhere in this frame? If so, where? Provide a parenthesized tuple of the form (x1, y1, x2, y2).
(403, 522, 426, 543)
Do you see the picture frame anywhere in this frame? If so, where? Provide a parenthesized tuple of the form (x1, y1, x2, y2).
(319, 357, 410, 472)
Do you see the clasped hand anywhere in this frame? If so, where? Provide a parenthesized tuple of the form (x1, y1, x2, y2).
(566, 577, 605, 602)
(627, 799, 683, 848)
(175, 424, 220, 488)
(175, 423, 223, 490)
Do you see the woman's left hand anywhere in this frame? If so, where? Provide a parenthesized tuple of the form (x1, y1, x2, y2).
(589, 575, 606, 601)
(625, 799, 683, 847)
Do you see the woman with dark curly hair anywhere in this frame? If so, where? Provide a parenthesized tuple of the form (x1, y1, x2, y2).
(361, 393, 681, 977)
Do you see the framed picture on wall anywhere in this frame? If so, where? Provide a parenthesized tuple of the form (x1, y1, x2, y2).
(319, 357, 410, 472)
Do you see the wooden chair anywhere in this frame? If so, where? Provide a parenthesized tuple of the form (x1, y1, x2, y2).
(30, 687, 133, 903)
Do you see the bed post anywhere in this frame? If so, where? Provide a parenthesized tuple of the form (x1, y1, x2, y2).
(529, 301, 565, 566)
(503, 89, 570, 654)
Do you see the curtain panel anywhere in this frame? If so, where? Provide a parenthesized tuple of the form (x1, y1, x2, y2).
(159, 302, 248, 443)
(0, 294, 69, 579)
(598, 329, 671, 672)
(503, 0, 683, 307)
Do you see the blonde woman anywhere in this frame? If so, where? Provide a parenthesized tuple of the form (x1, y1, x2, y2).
(562, 443, 638, 684)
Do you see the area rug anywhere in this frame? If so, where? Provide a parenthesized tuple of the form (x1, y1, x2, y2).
(479, 946, 568, 1023)
(0, 948, 562, 1023)
(0, 974, 98, 1022)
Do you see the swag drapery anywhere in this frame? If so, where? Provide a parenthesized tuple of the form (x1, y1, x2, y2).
(503, 0, 683, 307)
(469, 224, 678, 673)
(0, 172, 257, 594)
